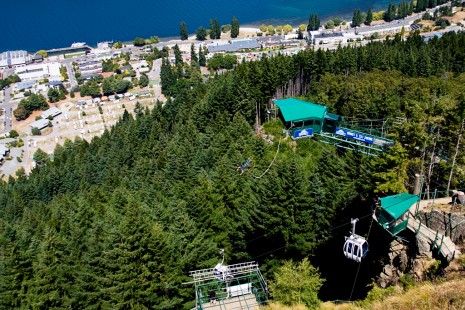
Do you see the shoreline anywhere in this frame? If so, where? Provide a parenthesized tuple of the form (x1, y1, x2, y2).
(1, 14, 363, 53)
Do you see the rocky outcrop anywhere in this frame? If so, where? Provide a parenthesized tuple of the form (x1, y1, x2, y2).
(377, 210, 464, 288)
(377, 240, 409, 288)
(418, 210, 465, 245)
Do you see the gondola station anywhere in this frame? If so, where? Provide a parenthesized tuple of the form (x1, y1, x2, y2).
(187, 251, 268, 309)
(273, 98, 394, 156)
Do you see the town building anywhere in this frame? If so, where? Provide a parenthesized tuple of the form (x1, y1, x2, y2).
(208, 39, 261, 53)
(356, 21, 412, 37)
(15, 62, 62, 81)
(0, 50, 32, 69)
(77, 60, 102, 74)
(42, 107, 62, 119)
(30, 118, 51, 131)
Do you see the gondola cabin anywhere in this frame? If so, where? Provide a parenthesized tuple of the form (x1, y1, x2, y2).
(213, 263, 231, 281)
(343, 218, 368, 263)
(343, 235, 369, 263)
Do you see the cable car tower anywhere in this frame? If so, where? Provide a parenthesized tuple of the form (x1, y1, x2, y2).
(343, 218, 369, 262)
(187, 250, 269, 309)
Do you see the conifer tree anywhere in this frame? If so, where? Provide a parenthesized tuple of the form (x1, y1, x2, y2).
(365, 9, 373, 25)
(307, 13, 320, 31)
(231, 17, 240, 38)
(209, 18, 221, 39)
(190, 43, 198, 64)
(198, 47, 206, 66)
(195, 26, 207, 41)
(352, 9, 363, 27)
(180, 21, 188, 40)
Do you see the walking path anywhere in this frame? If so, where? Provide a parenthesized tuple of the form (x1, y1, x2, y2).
(406, 216, 458, 262)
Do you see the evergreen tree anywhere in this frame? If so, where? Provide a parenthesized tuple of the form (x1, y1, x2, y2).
(384, 3, 397, 22)
(195, 26, 207, 40)
(365, 9, 373, 25)
(352, 9, 363, 27)
(179, 21, 188, 40)
(160, 57, 176, 95)
(138, 73, 149, 88)
(209, 18, 221, 39)
(231, 17, 240, 38)
(190, 44, 198, 64)
(198, 46, 206, 66)
(307, 13, 320, 31)
(173, 44, 183, 65)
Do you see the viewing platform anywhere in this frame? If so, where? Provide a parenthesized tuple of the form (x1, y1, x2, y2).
(373, 194, 460, 263)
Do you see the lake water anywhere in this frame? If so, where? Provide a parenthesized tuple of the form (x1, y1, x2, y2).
(3, 0, 402, 52)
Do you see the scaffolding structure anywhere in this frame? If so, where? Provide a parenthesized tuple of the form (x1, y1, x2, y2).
(188, 262, 268, 310)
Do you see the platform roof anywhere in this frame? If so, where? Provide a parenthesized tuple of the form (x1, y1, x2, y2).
(379, 193, 419, 221)
(274, 98, 327, 123)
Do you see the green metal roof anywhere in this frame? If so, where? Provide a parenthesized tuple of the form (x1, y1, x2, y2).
(274, 98, 328, 123)
(379, 193, 419, 221)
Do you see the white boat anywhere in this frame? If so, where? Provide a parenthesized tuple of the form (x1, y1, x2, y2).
(71, 42, 86, 48)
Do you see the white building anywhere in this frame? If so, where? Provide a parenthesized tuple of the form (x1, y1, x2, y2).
(356, 21, 412, 37)
(30, 118, 51, 131)
(42, 107, 62, 119)
(0, 50, 32, 69)
(15, 62, 62, 81)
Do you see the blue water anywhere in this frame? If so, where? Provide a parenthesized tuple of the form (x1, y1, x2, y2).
(3, 0, 403, 52)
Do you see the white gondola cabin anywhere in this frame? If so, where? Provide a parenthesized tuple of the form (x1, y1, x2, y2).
(343, 218, 368, 262)
(213, 263, 232, 281)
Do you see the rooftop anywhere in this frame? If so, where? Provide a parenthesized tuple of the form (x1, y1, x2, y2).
(42, 107, 62, 119)
(274, 98, 328, 123)
(30, 118, 50, 130)
(379, 193, 419, 221)
(208, 39, 261, 53)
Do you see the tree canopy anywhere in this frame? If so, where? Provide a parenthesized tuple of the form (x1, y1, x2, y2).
(307, 13, 320, 31)
(2, 28, 465, 309)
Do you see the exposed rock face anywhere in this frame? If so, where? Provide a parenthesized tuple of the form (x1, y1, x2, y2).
(377, 240, 408, 288)
(416, 233, 433, 258)
(418, 210, 465, 245)
(377, 210, 464, 287)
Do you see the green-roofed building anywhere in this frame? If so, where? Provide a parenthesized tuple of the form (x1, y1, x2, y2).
(272, 97, 393, 156)
(274, 98, 342, 139)
(376, 193, 419, 236)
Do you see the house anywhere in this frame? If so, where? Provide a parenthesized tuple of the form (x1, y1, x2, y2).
(78, 60, 102, 74)
(93, 97, 101, 104)
(76, 100, 86, 106)
(30, 118, 51, 131)
(14, 80, 36, 91)
(119, 65, 132, 74)
(47, 80, 63, 89)
(108, 95, 116, 101)
(42, 107, 62, 119)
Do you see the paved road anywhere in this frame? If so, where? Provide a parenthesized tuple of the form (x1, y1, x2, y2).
(1, 86, 14, 135)
(65, 61, 78, 89)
